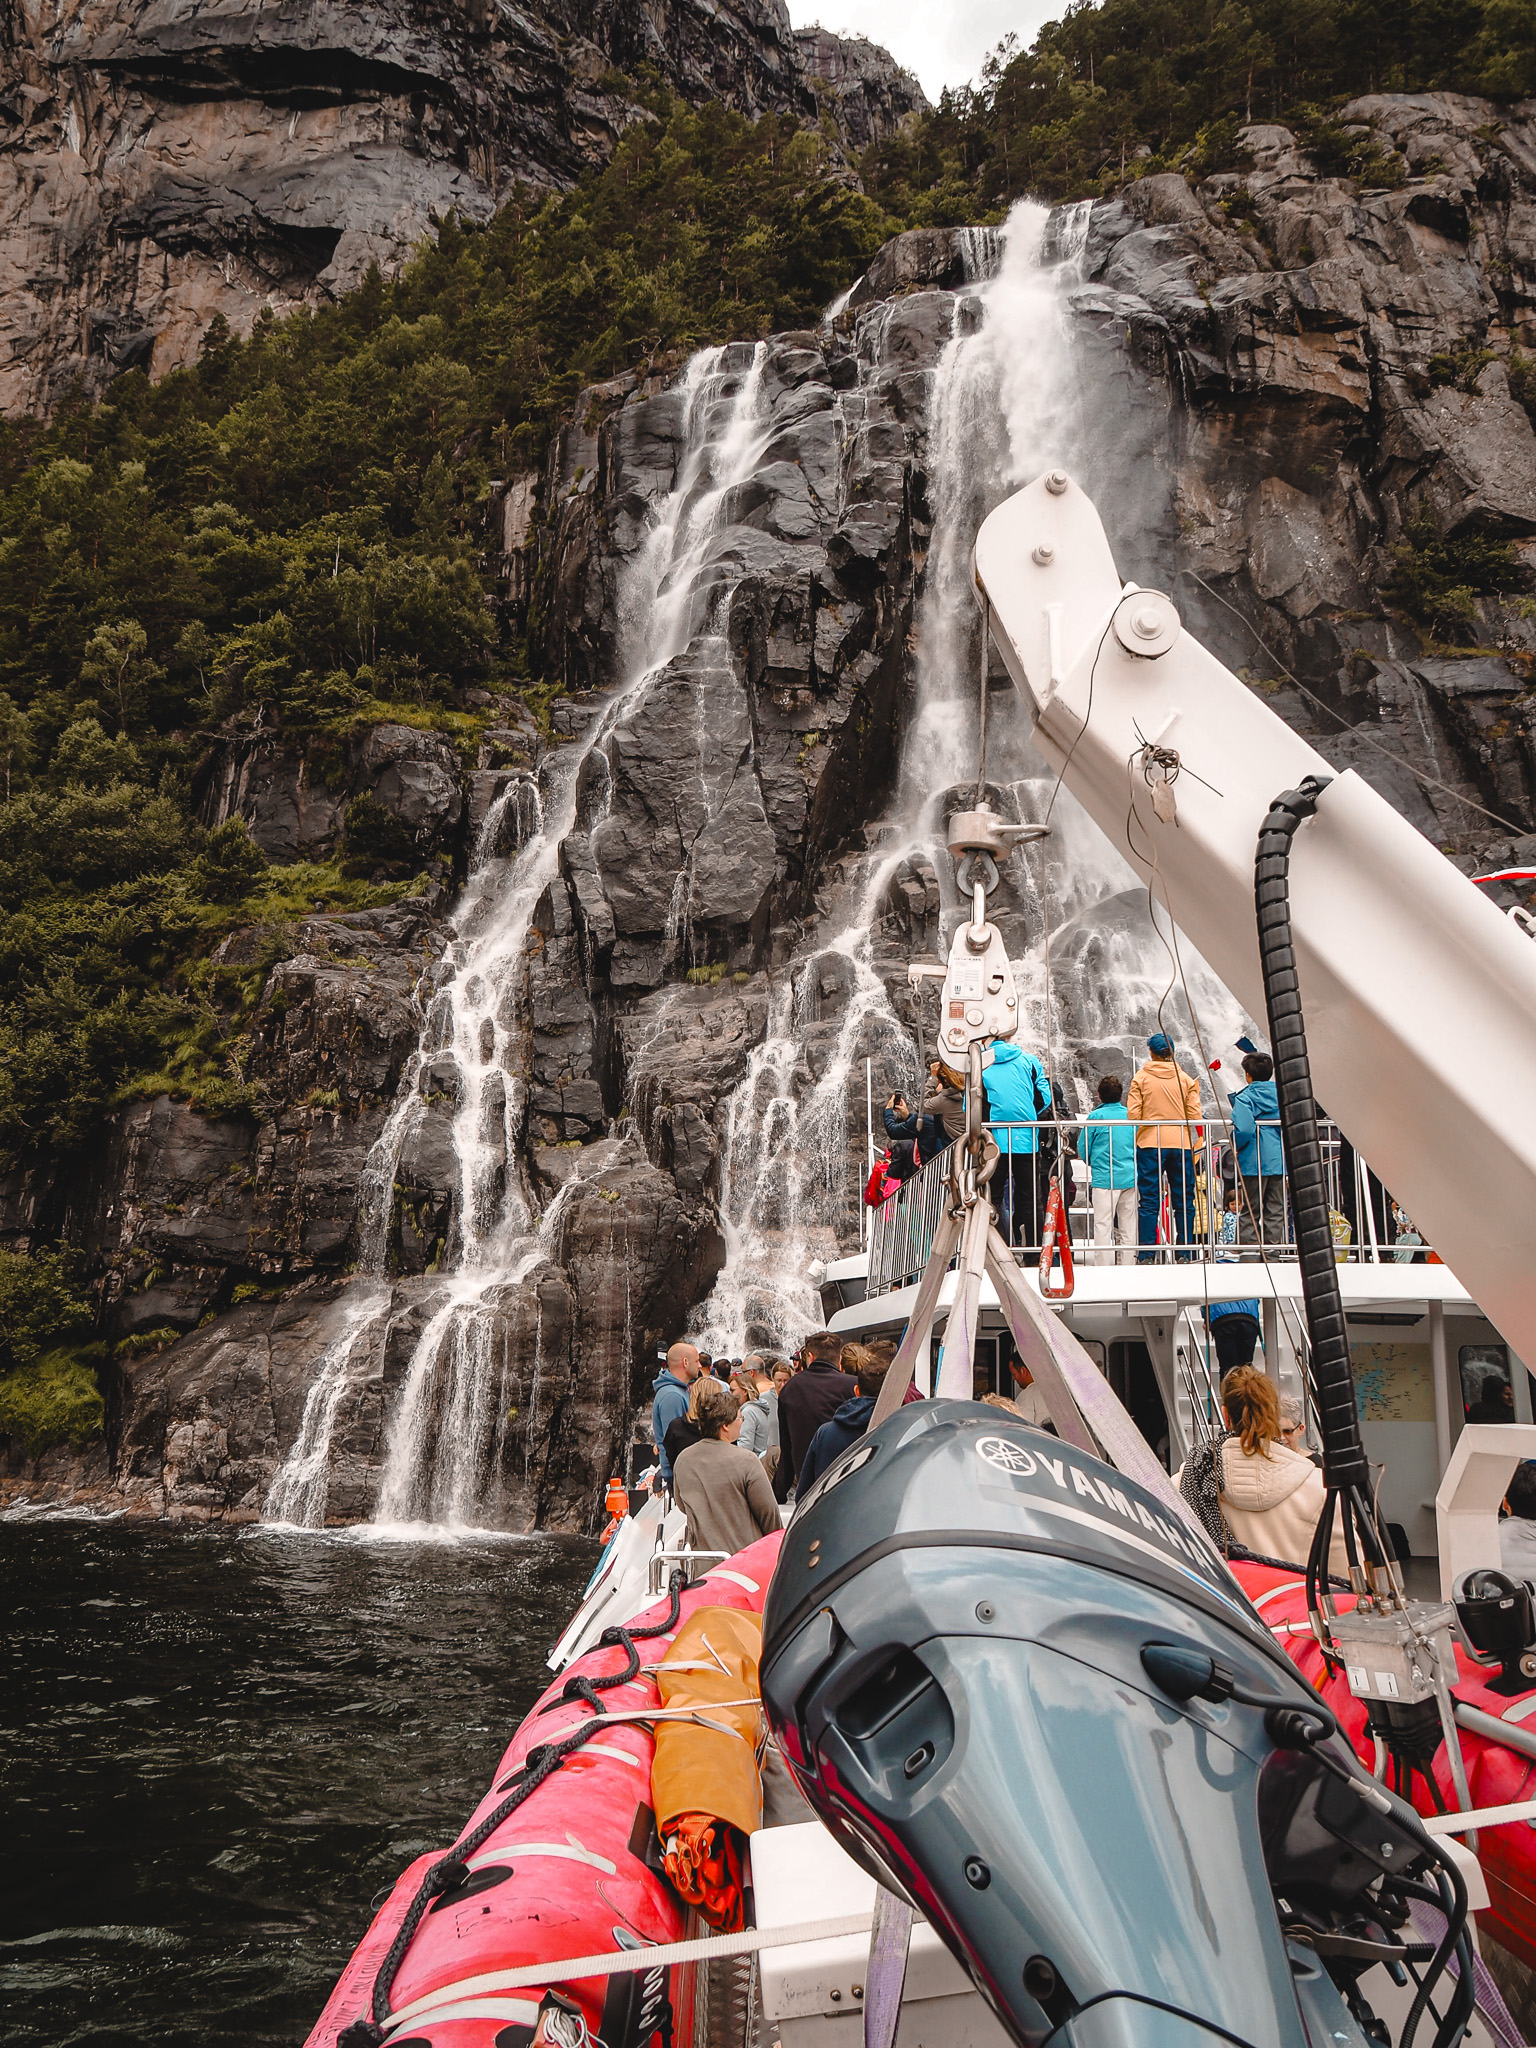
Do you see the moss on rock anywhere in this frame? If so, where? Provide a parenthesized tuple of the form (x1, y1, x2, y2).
(0, 1345, 107, 1458)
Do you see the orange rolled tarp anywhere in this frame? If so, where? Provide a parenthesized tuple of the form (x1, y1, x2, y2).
(650, 1605, 765, 1930)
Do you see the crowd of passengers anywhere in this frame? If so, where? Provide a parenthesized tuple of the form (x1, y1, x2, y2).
(648, 1332, 1057, 1550)
(876, 1031, 1428, 1267)
(646, 1331, 1361, 1578)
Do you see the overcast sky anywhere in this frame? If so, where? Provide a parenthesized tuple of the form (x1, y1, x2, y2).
(786, 1, 1057, 101)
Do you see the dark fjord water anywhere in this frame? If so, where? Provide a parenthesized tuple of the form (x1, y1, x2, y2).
(0, 1516, 598, 2047)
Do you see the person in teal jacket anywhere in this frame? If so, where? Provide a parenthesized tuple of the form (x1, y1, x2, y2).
(1084, 1075, 1136, 1264)
(1229, 1050, 1286, 1249)
(984, 1040, 1052, 1248)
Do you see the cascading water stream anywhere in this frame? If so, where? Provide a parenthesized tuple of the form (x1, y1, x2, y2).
(264, 202, 1258, 1522)
(695, 198, 1249, 1355)
(262, 344, 777, 1531)
(262, 1285, 388, 1528)
(360, 345, 774, 1528)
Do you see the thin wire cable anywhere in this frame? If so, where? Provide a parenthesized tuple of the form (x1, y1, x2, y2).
(1123, 771, 1223, 1437)
(1028, 646, 1256, 1380)
(1035, 835, 1072, 1256)
(994, 588, 1308, 1409)
(1180, 568, 1528, 838)
(975, 592, 990, 805)
(1041, 605, 1118, 826)
(1028, 599, 1132, 1262)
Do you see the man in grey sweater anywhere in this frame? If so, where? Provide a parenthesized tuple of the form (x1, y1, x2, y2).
(672, 1378, 781, 1557)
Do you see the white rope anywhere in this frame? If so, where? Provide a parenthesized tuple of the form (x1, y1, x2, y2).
(536, 1699, 763, 1734)
(382, 1911, 879, 2028)
(1424, 1798, 1536, 1836)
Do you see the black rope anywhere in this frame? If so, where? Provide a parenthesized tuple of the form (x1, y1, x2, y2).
(337, 1570, 687, 2048)
(1227, 1543, 1352, 1592)
(538, 1617, 647, 1715)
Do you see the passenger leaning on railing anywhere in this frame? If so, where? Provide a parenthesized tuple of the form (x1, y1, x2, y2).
(1228, 1050, 1285, 1250)
(1126, 1034, 1201, 1262)
(880, 1091, 923, 1182)
(884, 1060, 964, 1178)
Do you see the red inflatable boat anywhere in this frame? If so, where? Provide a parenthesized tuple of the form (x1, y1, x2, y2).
(1231, 1560, 1536, 1976)
(307, 1531, 783, 2048)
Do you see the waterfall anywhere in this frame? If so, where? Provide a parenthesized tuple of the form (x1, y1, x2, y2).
(262, 205, 1258, 1525)
(694, 198, 1251, 1355)
(262, 1286, 387, 1528)
(344, 344, 774, 1529)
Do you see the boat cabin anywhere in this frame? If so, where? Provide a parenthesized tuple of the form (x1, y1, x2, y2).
(817, 1114, 1527, 1564)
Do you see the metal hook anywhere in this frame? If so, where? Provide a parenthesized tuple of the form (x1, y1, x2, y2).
(955, 849, 1000, 899)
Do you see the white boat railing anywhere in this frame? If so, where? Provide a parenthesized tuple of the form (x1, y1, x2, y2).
(866, 1116, 1431, 1297)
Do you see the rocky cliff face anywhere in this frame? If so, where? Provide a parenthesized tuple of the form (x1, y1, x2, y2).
(0, 0, 926, 415)
(8, 91, 1536, 1530)
(1078, 96, 1536, 836)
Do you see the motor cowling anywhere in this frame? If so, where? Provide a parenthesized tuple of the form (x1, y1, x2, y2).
(760, 1403, 1386, 2048)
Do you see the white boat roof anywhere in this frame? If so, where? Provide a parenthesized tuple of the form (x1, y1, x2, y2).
(827, 1252, 1475, 1335)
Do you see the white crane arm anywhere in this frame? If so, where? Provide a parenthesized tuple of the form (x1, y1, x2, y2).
(973, 472, 1536, 1366)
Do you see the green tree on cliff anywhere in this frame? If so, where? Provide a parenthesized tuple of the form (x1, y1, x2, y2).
(0, 94, 897, 1178)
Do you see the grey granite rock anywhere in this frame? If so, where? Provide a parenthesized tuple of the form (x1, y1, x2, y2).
(0, 0, 922, 415)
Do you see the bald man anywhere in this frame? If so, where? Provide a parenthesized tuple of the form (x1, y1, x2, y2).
(652, 1340, 703, 1488)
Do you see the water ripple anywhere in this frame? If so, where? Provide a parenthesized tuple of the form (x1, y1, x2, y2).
(0, 1519, 596, 2047)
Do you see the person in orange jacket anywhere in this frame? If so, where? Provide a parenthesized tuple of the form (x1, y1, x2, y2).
(1126, 1033, 1202, 1262)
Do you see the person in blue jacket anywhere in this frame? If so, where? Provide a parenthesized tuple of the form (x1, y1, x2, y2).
(650, 1340, 702, 1487)
(1229, 1050, 1286, 1250)
(983, 1039, 1053, 1248)
(1204, 1297, 1262, 1373)
(1084, 1074, 1137, 1264)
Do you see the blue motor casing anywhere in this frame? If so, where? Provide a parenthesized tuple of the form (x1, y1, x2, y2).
(759, 1400, 1379, 2048)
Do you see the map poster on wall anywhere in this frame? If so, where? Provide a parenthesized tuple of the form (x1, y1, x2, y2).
(1351, 1343, 1435, 1423)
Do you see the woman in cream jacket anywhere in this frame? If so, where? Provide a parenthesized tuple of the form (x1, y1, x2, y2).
(1179, 1366, 1349, 1574)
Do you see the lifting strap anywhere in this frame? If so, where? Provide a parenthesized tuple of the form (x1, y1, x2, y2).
(1039, 1179, 1075, 1298)
(378, 1911, 879, 2030)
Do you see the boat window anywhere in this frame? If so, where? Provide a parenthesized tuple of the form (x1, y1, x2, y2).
(1460, 1342, 1514, 1424)
(973, 1332, 1000, 1401)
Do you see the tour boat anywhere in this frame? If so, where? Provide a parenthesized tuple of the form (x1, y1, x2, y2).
(305, 471, 1536, 2048)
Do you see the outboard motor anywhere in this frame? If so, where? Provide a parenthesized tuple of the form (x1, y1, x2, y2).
(761, 1402, 1467, 2048)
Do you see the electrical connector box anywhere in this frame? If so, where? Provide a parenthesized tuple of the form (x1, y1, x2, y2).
(1329, 1602, 1458, 1706)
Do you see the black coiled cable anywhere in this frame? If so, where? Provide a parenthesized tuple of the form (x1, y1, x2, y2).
(1255, 779, 1364, 1490)
(1254, 786, 1479, 2048)
(1255, 781, 1390, 1613)
(337, 1569, 687, 2048)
